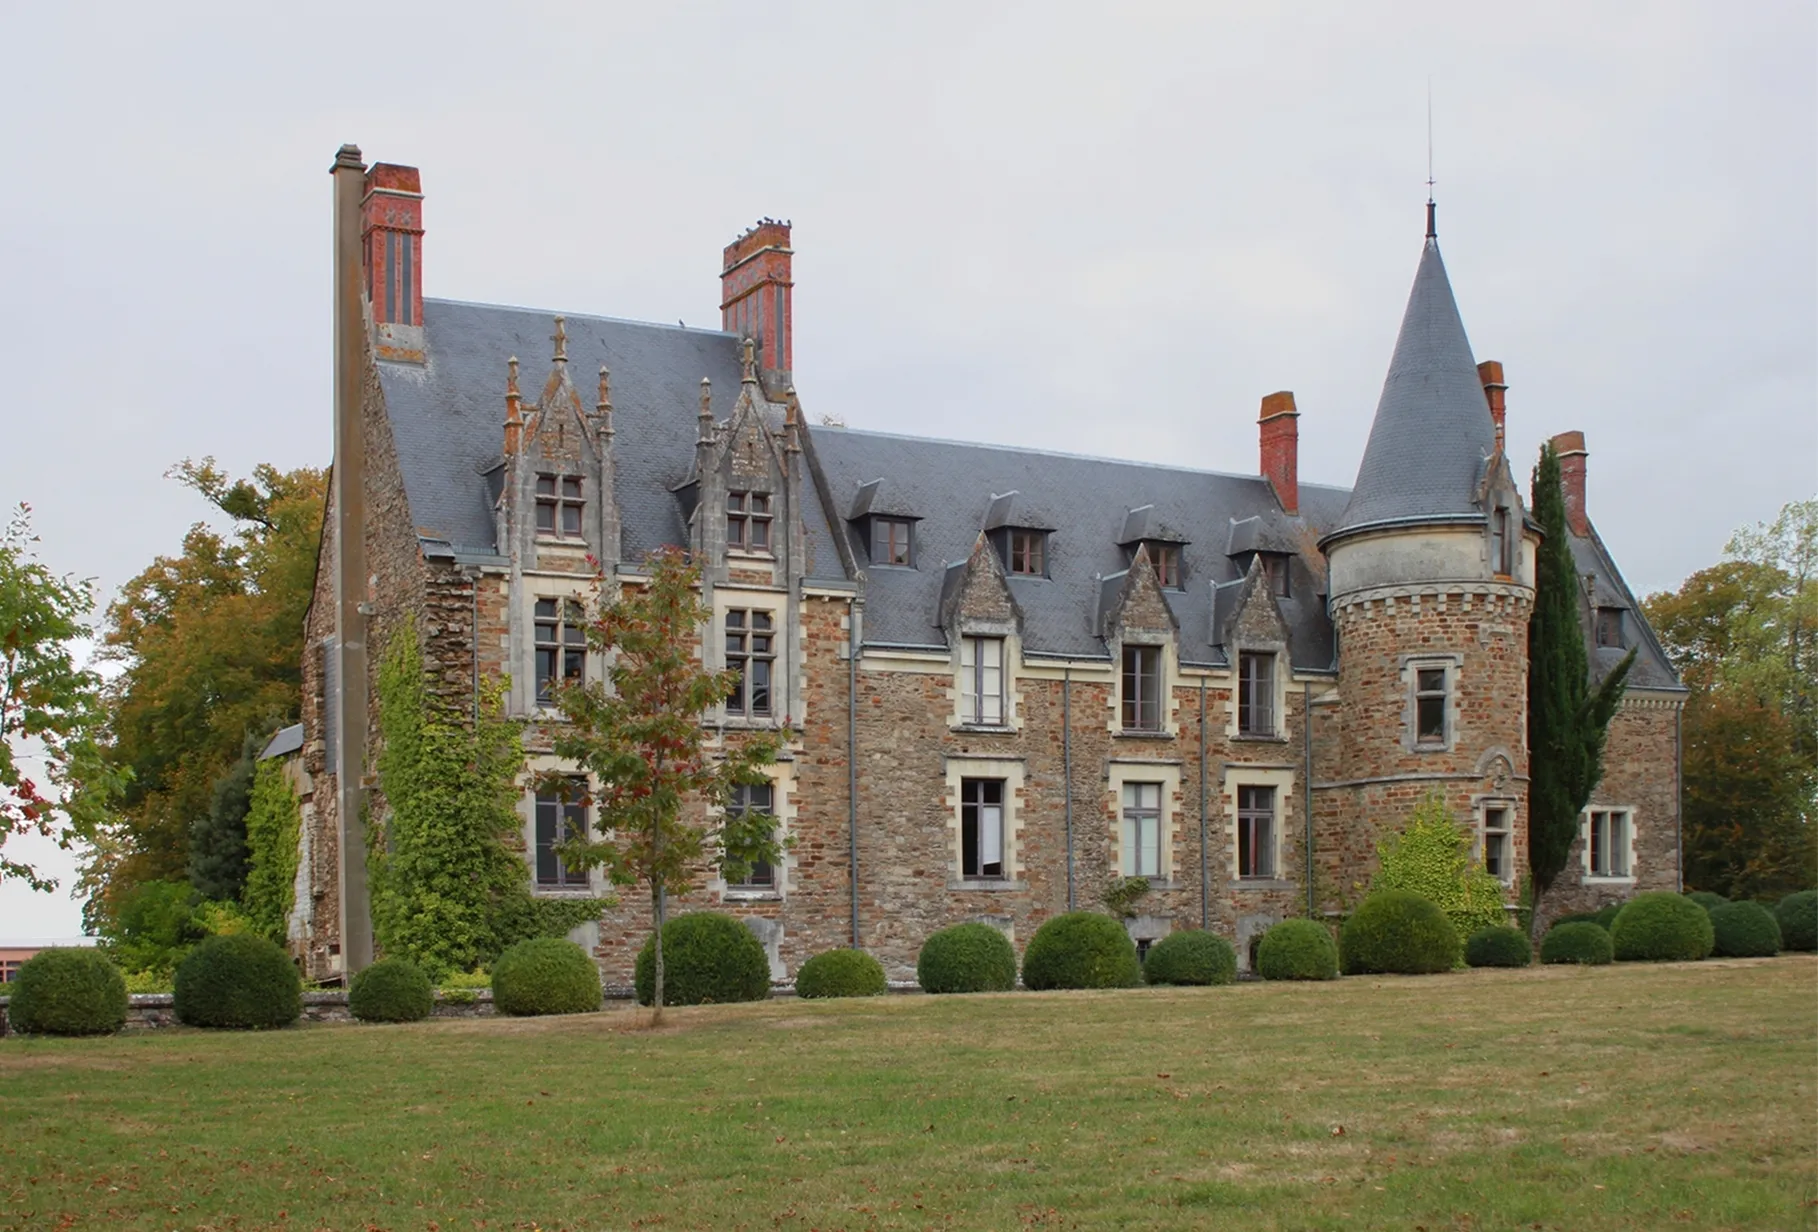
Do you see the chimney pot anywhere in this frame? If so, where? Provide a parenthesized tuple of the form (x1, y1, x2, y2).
(1477, 360, 1508, 450)
(1551, 430, 1589, 536)
(1258, 391, 1299, 516)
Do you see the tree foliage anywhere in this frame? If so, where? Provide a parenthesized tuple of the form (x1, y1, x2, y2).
(539, 548, 782, 1022)
(240, 755, 302, 944)
(0, 504, 119, 892)
(1527, 443, 1635, 927)
(91, 460, 325, 921)
(188, 732, 260, 901)
(1644, 499, 1818, 899)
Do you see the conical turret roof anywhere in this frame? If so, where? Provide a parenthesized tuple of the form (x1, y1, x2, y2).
(1326, 234, 1497, 542)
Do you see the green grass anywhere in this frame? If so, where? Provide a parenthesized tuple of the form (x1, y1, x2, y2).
(2, 958, 1814, 1231)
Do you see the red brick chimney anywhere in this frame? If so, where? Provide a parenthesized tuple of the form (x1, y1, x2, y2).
(1551, 430, 1589, 536)
(362, 163, 423, 329)
(1477, 360, 1507, 451)
(1258, 391, 1299, 516)
(721, 220, 793, 385)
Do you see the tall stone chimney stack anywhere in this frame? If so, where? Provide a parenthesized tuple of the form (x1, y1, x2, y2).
(1552, 430, 1590, 536)
(720, 219, 793, 391)
(1258, 390, 1300, 516)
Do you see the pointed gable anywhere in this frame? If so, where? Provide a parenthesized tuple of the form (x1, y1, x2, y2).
(938, 533, 1021, 635)
(1097, 543, 1177, 640)
(1327, 236, 1498, 542)
(1216, 554, 1290, 650)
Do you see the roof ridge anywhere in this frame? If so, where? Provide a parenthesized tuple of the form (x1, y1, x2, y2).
(424, 296, 738, 338)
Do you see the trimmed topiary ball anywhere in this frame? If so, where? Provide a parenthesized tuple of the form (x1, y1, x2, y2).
(1021, 912, 1142, 991)
(1540, 921, 1614, 965)
(1775, 890, 1817, 953)
(1254, 918, 1339, 981)
(634, 913, 770, 1007)
(7, 948, 128, 1036)
(348, 957, 434, 1023)
(1708, 901, 1782, 958)
(1610, 891, 1715, 962)
(1143, 931, 1237, 987)
(795, 948, 887, 999)
(916, 922, 1017, 994)
(1464, 926, 1532, 969)
(174, 934, 301, 1029)
(1341, 890, 1460, 975)
(494, 937, 603, 1016)
(1551, 910, 1605, 931)
(1685, 890, 1729, 913)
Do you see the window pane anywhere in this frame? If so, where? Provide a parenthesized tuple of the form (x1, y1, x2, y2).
(536, 502, 555, 532)
(751, 494, 769, 515)
(562, 503, 582, 535)
(536, 475, 556, 496)
(751, 518, 770, 550)
(1417, 696, 1445, 741)
(535, 797, 559, 885)
(1417, 668, 1445, 694)
(561, 477, 582, 499)
(728, 492, 745, 512)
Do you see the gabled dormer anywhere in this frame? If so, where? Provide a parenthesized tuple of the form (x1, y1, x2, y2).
(1098, 545, 1180, 737)
(1118, 505, 1190, 589)
(847, 478, 921, 570)
(687, 339, 806, 587)
(1226, 515, 1298, 599)
(982, 491, 1055, 579)
(1475, 447, 1525, 582)
(1213, 554, 1293, 740)
(938, 535, 1025, 731)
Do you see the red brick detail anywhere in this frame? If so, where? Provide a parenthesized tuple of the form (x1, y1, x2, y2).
(1258, 391, 1299, 516)
(1551, 430, 1589, 537)
(1477, 360, 1507, 448)
(362, 163, 424, 328)
(720, 220, 793, 378)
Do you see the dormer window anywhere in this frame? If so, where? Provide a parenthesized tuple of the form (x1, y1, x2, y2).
(728, 491, 772, 553)
(536, 474, 584, 538)
(1596, 607, 1624, 649)
(1262, 554, 1290, 598)
(871, 517, 914, 567)
(1009, 530, 1046, 576)
(1149, 543, 1182, 588)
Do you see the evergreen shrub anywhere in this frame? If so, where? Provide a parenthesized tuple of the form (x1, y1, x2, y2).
(348, 957, 435, 1023)
(1708, 901, 1782, 958)
(1775, 890, 1818, 952)
(493, 937, 602, 1016)
(1020, 912, 1142, 991)
(1464, 926, 1532, 969)
(1610, 891, 1714, 962)
(634, 913, 770, 1007)
(1142, 930, 1237, 986)
(1340, 890, 1459, 975)
(173, 934, 302, 1029)
(1540, 921, 1613, 965)
(7, 948, 128, 1036)
(1371, 793, 1509, 941)
(794, 949, 887, 999)
(1685, 890, 1729, 913)
(1254, 918, 1339, 981)
(916, 922, 1017, 994)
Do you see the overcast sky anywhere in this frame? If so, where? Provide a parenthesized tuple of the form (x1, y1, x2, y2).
(2, 1, 1813, 937)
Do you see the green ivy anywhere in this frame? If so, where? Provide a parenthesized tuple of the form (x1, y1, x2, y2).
(1373, 792, 1510, 948)
(370, 628, 608, 980)
(240, 758, 302, 944)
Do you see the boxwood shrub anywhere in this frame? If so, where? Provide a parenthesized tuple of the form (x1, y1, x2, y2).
(1254, 918, 1339, 981)
(1142, 931, 1237, 986)
(1775, 890, 1817, 952)
(494, 937, 603, 1016)
(173, 934, 302, 1029)
(1340, 890, 1459, 975)
(916, 922, 1017, 994)
(1540, 921, 1613, 965)
(348, 957, 434, 1023)
(634, 913, 770, 1007)
(1610, 891, 1714, 962)
(1464, 926, 1532, 969)
(1021, 912, 1142, 991)
(795, 948, 887, 999)
(1685, 890, 1729, 913)
(1708, 900, 1782, 958)
(7, 948, 128, 1036)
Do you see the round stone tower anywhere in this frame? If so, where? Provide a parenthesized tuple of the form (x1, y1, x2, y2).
(1319, 216, 1536, 889)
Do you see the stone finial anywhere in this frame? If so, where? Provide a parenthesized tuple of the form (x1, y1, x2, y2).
(504, 356, 524, 455)
(740, 336, 758, 384)
(551, 316, 568, 364)
(784, 385, 802, 454)
(698, 377, 713, 441)
(597, 366, 614, 441)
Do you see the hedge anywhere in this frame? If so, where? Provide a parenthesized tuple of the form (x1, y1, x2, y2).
(173, 934, 302, 1029)
(1684, 890, 1729, 913)
(1708, 901, 1782, 958)
(1254, 918, 1339, 981)
(916, 923, 1017, 994)
(1142, 931, 1237, 987)
(348, 957, 435, 1023)
(1021, 913, 1142, 991)
(1610, 892, 1714, 963)
(1463, 926, 1532, 969)
(635, 913, 770, 1007)
(1775, 890, 1817, 952)
(1540, 921, 1613, 965)
(493, 937, 603, 1016)
(795, 949, 887, 999)
(1340, 890, 1459, 975)
(7, 948, 128, 1036)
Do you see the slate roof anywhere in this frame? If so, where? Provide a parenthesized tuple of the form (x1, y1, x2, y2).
(1328, 239, 1499, 541)
(260, 724, 304, 760)
(1569, 524, 1683, 692)
(376, 299, 842, 574)
(808, 427, 1348, 667)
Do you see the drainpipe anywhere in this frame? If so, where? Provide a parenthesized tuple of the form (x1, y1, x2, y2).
(847, 596, 860, 947)
(1198, 675, 1209, 930)
(465, 566, 481, 724)
(1304, 678, 1314, 918)
(1674, 704, 1683, 893)
(1063, 665, 1075, 911)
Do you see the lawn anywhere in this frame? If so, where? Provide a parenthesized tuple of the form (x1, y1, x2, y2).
(1, 958, 1813, 1232)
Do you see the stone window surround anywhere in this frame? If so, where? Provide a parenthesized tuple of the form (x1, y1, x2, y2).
(1484, 493, 1519, 580)
(1580, 804, 1638, 884)
(519, 752, 600, 897)
(1107, 759, 1183, 885)
(710, 585, 789, 729)
(1472, 793, 1519, 885)
(1222, 765, 1295, 887)
(1224, 641, 1289, 743)
(517, 571, 602, 717)
(712, 758, 798, 903)
(942, 755, 1027, 890)
(1399, 652, 1463, 754)
(947, 621, 1024, 732)
(533, 471, 588, 544)
(1108, 632, 1180, 739)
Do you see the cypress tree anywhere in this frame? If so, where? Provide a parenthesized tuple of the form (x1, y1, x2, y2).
(1528, 442, 1636, 937)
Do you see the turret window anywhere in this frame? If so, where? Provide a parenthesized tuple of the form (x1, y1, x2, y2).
(1415, 667, 1448, 745)
(1491, 507, 1514, 577)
